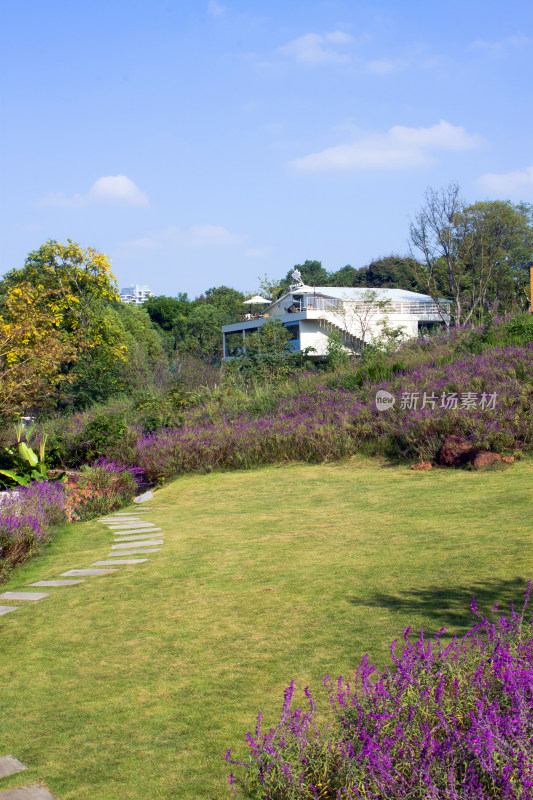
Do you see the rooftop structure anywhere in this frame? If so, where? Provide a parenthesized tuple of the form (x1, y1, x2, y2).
(119, 285, 152, 305)
(222, 285, 451, 360)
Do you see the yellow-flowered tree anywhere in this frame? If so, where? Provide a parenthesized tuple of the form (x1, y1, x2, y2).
(0, 240, 129, 414)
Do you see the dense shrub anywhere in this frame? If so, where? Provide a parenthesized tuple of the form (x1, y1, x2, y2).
(227, 587, 533, 799)
(65, 458, 144, 521)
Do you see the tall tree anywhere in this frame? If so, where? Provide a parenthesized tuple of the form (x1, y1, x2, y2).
(409, 184, 465, 325)
(457, 200, 533, 316)
(1, 239, 119, 341)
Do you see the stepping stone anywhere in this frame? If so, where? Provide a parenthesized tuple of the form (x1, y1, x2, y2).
(0, 785, 56, 799)
(61, 569, 117, 577)
(107, 549, 161, 556)
(0, 606, 18, 616)
(0, 592, 48, 601)
(110, 510, 150, 514)
(134, 490, 154, 503)
(92, 559, 148, 565)
(106, 523, 158, 529)
(114, 533, 164, 542)
(0, 755, 26, 778)
(111, 540, 164, 550)
(111, 529, 162, 537)
(30, 580, 85, 587)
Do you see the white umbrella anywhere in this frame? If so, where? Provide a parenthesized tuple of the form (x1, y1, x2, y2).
(243, 295, 270, 305)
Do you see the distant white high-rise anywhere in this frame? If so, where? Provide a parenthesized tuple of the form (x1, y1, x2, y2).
(119, 284, 152, 305)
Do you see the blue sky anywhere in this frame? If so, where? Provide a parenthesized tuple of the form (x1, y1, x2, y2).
(2, 0, 532, 297)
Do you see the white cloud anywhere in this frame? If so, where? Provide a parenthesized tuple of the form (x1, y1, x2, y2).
(120, 223, 245, 252)
(87, 175, 148, 206)
(365, 58, 407, 74)
(41, 175, 148, 208)
(289, 120, 483, 172)
(469, 35, 531, 55)
(207, 0, 225, 16)
(278, 31, 354, 65)
(476, 166, 533, 197)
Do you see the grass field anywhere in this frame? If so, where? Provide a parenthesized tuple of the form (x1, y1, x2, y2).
(0, 457, 532, 799)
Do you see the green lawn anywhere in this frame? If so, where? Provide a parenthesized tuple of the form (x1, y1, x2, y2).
(1, 457, 532, 799)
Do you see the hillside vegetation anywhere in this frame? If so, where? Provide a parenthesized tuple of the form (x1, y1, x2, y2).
(31, 314, 533, 482)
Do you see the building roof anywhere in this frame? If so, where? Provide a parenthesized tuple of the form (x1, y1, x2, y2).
(270, 285, 440, 308)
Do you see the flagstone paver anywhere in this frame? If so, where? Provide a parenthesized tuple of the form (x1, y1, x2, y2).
(61, 569, 118, 577)
(0, 606, 18, 616)
(0, 756, 26, 779)
(0, 785, 57, 799)
(92, 559, 148, 565)
(110, 526, 161, 533)
(114, 533, 164, 542)
(111, 540, 164, 550)
(30, 580, 85, 587)
(107, 523, 158, 530)
(0, 592, 48, 601)
(134, 490, 154, 503)
(106, 548, 161, 556)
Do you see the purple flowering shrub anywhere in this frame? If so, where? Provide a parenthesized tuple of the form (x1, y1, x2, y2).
(227, 587, 533, 799)
(132, 344, 532, 482)
(0, 481, 67, 580)
(65, 458, 144, 521)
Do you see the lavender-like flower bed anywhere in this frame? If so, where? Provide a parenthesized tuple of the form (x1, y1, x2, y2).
(134, 345, 532, 482)
(227, 588, 533, 799)
(0, 481, 67, 578)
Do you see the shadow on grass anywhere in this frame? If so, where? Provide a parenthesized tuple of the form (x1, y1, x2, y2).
(348, 576, 531, 638)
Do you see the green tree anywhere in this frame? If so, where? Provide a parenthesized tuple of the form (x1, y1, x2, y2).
(243, 319, 292, 357)
(410, 187, 533, 324)
(285, 260, 330, 286)
(328, 265, 358, 287)
(199, 286, 245, 321)
(457, 200, 533, 316)
(181, 304, 226, 363)
(143, 294, 191, 332)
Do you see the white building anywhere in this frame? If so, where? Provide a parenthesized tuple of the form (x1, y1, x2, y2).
(222, 286, 450, 359)
(119, 285, 152, 305)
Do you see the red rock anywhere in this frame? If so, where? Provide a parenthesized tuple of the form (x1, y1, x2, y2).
(411, 462, 432, 471)
(472, 452, 501, 469)
(438, 436, 478, 466)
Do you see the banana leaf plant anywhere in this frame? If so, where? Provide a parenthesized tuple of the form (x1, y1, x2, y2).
(0, 422, 65, 488)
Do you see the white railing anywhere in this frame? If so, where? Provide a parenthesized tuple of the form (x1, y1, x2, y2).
(272, 297, 449, 318)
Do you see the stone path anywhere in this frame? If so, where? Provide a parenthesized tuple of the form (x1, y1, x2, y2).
(0, 756, 26, 779)
(0, 507, 165, 619)
(106, 548, 161, 556)
(29, 581, 84, 587)
(0, 592, 48, 601)
(0, 756, 56, 799)
(0, 607, 19, 616)
(92, 559, 147, 565)
(0, 786, 56, 799)
(0, 506, 166, 797)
